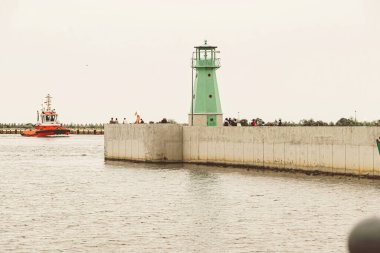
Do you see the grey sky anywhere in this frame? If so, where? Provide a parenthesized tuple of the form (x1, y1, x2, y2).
(1, 0, 379, 124)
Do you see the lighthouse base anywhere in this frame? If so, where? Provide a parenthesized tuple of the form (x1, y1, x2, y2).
(188, 113, 223, 127)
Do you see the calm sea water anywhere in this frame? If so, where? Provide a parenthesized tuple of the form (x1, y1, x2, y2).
(1, 135, 380, 252)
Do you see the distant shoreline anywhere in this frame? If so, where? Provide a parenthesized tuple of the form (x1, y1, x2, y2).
(0, 128, 104, 135)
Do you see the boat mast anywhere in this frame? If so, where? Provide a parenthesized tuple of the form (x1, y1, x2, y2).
(45, 94, 52, 111)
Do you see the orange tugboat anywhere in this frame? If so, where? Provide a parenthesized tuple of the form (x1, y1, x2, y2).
(21, 94, 70, 137)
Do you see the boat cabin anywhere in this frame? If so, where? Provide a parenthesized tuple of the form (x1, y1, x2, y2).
(40, 111, 59, 124)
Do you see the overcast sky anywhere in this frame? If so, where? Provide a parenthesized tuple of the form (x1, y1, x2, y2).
(1, 0, 379, 124)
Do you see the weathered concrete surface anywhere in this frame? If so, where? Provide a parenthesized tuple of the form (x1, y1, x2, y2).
(187, 114, 223, 127)
(105, 125, 380, 177)
(183, 126, 380, 177)
(104, 124, 183, 162)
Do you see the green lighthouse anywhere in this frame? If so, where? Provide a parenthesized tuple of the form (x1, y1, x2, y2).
(189, 40, 223, 126)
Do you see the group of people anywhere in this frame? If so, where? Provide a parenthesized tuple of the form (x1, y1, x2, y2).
(109, 118, 119, 124)
(109, 112, 144, 125)
(223, 118, 259, 126)
(110, 116, 284, 126)
(109, 117, 171, 125)
(223, 118, 282, 127)
(223, 118, 240, 126)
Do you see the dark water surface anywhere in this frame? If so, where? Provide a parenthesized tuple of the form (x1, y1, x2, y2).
(1, 135, 380, 252)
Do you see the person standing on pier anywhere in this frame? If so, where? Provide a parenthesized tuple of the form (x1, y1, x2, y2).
(134, 112, 141, 124)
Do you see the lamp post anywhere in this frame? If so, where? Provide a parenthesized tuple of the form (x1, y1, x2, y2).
(191, 54, 194, 126)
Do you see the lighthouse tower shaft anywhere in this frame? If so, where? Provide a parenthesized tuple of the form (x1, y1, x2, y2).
(189, 41, 223, 126)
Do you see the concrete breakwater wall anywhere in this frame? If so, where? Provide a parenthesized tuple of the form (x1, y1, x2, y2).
(104, 124, 183, 162)
(105, 124, 380, 177)
(0, 128, 104, 135)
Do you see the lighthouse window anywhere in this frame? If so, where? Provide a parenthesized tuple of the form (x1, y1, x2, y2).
(208, 73, 211, 77)
(209, 94, 212, 98)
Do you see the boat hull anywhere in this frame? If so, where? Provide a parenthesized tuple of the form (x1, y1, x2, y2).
(21, 128, 70, 137)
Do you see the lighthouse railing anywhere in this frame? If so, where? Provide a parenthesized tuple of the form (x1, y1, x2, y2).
(192, 58, 221, 68)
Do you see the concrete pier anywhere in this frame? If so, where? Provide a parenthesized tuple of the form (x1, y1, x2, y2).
(105, 124, 183, 162)
(104, 124, 380, 178)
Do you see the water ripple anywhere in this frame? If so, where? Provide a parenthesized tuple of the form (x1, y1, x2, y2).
(0, 135, 380, 252)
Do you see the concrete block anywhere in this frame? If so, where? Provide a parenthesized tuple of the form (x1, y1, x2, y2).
(345, 145, 360, 175)
(183, 140, 190, 161)
(112, 140, 119, 159)
(138, 140, 145, 160)
(131, 139, 139, 159)
(284, 143, 308, 170)
(207, 140, 216, 162)
(359, 145, 375, 176)
(118, 139, 126, 159)
(191, 136, 199, 161)
(215, 138, 225, 162)
(253, 141, 264, 167)
(186, 128, 199, 161)
(272, 143, 285, 168)
(263, 142, 274, 167)
(198, 141, 208, 161)
(332, 144, 346, 174)
(224, 138, 234, 162)
(243, 142, 254, 165)
(233, 141, 244, 164)
(126, 137, 133, 159)
(318, 144, 333, 173)
(242, 129, 254, 164)
(307, 144, 320, 169)
(105, 124, 182, 162)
